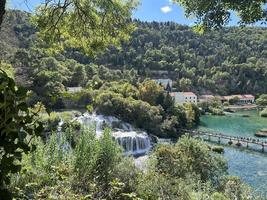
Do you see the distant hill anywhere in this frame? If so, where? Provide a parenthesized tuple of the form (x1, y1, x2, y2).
(0, 10, 35, 60)
(1, 10, 267, 95)
(96, 21, 267, 95)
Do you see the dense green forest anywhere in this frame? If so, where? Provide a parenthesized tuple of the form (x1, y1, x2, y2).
(97, 22, 267, 95)
(1, 10, 267, 96)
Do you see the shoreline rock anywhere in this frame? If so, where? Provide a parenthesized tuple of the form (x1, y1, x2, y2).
(255, 129, 267, 137)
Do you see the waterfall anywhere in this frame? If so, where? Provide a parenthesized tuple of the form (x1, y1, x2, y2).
(113, 131, 151, 156)
(74, 112, 151, 156)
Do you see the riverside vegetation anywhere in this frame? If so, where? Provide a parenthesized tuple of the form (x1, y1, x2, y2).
(0, 67, 261, 200)
(8, 126, 253, 200)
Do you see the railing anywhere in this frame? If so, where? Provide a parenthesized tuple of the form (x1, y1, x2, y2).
(179, 129, 267, 152)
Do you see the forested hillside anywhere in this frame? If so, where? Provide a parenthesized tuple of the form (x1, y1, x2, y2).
(1, 10, 267, 95)
(97, 21, 267, 95)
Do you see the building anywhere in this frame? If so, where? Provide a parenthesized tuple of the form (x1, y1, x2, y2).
(66, 87, 83, 93)
(199, 95, 215, 102)
(154, 79, 172, 91)
(233, 94, 255, 104)
(220, 94, 255, 104)
(170, 92, 197, 104)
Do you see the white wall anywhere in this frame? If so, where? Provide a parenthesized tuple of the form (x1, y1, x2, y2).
(173, 92, 197, 104)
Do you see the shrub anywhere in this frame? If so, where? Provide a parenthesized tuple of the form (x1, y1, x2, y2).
(74, 127, 98, 185)
(260, 108, 267, 117)
(0, 70, 43, 199)
(229, 97, 240, 105)
(39, 112, 61, 132)
(61, 89, 93, 109)
(223, 102, 230, 106)
(136, 169, 191, 200)
(256, 94, 267, 106)
(154, 136, 228, 186)
(218, 176, 252, 200)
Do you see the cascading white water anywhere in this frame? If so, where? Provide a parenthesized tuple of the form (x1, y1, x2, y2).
(74, 113, 151, 156)
(113, 131, 151, 156)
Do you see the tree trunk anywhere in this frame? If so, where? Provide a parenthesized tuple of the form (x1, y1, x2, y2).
(0, 0, 6, 30)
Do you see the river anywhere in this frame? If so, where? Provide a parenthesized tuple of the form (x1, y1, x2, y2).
(198, 110, 267, 197)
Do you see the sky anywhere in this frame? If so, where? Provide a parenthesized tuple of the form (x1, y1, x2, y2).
(7, 0, 265, 26)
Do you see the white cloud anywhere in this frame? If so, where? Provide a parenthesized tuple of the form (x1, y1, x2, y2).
(161, 6, 172, 13)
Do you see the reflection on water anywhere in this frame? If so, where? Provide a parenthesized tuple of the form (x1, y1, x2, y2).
(198, 110, 267, 196)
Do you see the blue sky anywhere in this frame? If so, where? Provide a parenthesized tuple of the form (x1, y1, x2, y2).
(8, 0, 263, 26)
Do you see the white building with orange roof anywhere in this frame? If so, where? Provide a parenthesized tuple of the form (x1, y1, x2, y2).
(170, 92, 197, 104)
(236, 94, 255, 104)
(220, 94, 255, 104)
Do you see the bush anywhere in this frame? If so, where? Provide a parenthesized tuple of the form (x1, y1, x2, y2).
(154, 136, 228, 186)
(229, 97, 240, 105)
(256, 94, 267, 106)
(223, 102, 230, 106)
(61, 89, 93, 109)
(218, 176, 252, 200)
(260, 108, 267, 117)
(9, 127, 257, 200)
(0, 70, 43, 199)
(136, 168, 191, 199)
(210, 107, 225, 116)
(39, 112, 61, 132)
(212, 146, 225, 154)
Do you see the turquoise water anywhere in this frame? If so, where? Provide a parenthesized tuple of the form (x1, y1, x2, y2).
(198, 110, 267, 197)
(199, 110, 267, 138)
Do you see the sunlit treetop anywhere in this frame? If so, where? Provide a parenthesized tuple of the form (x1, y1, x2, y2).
(174, 0, 267, 32)
(32, 0, 138, 56)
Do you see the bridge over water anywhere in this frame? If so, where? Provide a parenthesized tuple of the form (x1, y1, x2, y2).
(179, 129, 267, 153)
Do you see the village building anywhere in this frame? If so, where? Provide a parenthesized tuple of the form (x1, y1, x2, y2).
(170, 92, 197, 104)
(233, 94, 255, 104)
(220, 94, 255, 104)
(199, 95, 215, 102)
(66, 87, 83, 93)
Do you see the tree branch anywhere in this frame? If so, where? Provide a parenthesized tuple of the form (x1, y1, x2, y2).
(0, 0, 6, 31)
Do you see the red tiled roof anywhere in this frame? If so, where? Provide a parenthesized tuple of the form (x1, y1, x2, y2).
(243, 94, 254, 98)
(183, 92, 196, 96)
(200, 95, 214, 98)
(222, 94, 254, 100)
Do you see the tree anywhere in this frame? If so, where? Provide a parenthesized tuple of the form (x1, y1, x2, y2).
(70, 64, 87, 87)
(139, 80, 164, 106)
(256, 94, 267, 106)
(155, 136, 228, 186)
(0, 62, 14, 78)
(0, 0, 5, 30)
(0, 70, 43, 199)
(229, 96, 240, 105)
(179, 78, 192, 92)
(174, 0, 267, 31)
(32, 0, 138, 56)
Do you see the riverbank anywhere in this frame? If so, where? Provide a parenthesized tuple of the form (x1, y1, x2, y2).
(224, 104, 259, 111)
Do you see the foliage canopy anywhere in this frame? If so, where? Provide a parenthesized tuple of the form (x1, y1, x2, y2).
(33, 0, 138, 56)
(174, 0, 267, 31)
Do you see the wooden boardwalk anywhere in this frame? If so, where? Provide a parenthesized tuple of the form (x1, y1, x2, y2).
(179, 129, 267, 152)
